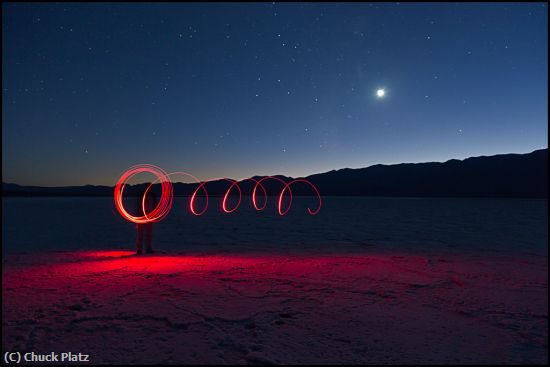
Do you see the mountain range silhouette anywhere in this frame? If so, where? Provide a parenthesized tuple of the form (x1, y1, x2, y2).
(3, 149, 547, 198)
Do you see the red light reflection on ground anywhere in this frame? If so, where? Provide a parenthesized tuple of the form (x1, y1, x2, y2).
(2, 250, 547, 364)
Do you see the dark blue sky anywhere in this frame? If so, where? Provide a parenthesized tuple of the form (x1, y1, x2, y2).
(2, 3, 548, 186)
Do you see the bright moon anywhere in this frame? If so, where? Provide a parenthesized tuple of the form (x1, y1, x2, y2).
(376, 89, 385, 98)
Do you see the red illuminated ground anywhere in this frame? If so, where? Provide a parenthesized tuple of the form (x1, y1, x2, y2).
(2, 250, 548, 364)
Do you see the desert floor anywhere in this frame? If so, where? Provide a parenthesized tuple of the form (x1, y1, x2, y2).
(2, 249, 547, 364)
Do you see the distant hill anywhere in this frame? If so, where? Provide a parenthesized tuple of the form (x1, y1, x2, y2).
(2, 149, 548, 198)
(308, 148, 547, 198)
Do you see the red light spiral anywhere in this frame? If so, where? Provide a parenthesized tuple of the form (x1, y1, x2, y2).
(114, 165, 322, 224)
(113, 164, 173, 224)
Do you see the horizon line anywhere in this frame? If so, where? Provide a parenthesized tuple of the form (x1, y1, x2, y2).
(3, 147, 547, 188)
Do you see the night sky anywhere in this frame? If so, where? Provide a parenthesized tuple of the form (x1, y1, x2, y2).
(2, 3, 548, 186)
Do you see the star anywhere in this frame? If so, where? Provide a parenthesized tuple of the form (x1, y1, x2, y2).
(376, 89, 385, 98)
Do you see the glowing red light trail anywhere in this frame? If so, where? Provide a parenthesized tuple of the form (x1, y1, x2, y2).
(114, 165, 322, 224)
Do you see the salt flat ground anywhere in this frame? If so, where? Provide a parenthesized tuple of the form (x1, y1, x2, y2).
(2, 197, 548, 364)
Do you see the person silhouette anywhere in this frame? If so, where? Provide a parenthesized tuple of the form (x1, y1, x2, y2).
(135, 189, 157, 255)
